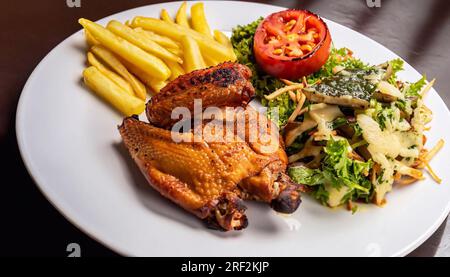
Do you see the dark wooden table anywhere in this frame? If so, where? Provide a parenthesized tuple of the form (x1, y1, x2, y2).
(1, 0, 449, 257)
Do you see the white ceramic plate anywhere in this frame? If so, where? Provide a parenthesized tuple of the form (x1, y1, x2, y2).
(16, 1, 450, 257)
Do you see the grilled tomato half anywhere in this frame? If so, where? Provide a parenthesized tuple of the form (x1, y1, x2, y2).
(253, 9, 332, 80)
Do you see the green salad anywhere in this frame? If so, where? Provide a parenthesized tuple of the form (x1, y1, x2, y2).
(232, 19, 391, 127)
(231, 19, 439, 211)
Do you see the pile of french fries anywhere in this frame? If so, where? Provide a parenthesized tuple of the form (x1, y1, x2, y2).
(79, 2, 236, 116)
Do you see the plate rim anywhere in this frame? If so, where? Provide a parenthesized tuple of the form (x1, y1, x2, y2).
(15, 0, 450, 257)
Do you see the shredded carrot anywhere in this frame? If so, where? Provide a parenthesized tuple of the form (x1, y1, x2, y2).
(347, 200, 353, 211)
(348, 151, 364, 162)
(412, 149, 428, 169)
(302, 76, 308, 87)
(426, 139, 444, 162)
(407, 167, 424, 180)
(420, 78, 436, 98)
(264, 84, 304, 101)
(414, 161, 425, 169)
(288, 90, 297, 102)
(301, 106, 309, 113)
(345, 47, 354, 56)
(424, 161, 442, 184)
(288, 92, 306, 123)
(296, 90, 302, 102)
(281, 79, 300, 86)
(371, 163, 381, 184)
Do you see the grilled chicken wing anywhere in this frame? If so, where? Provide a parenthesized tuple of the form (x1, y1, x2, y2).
(120, 63, 302, 230)
(231, 107, 302, 213)
(145, 63, 302, 215)
(119, 117, 276, 231)
(146, 62, 255, 128)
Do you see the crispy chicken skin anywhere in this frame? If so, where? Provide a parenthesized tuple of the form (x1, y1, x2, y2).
(120, 63, 302, 231)
(147, 63, 302, 215)
(232, 107, 302, 212)
(146, 62, 255, 128)
(119, 117, 275, 231)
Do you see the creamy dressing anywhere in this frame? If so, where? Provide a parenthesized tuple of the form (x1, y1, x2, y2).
(288, 137, 323, 163)
(367, 146, 394, 205)
(325, 183, 350, 207)
(377, 81, 404, 100)
(286, 103, 344, 146)
(285, 115, 317, 146)
(357, 97, 429, 204)
(289, 87, 430, 206)
(308, 103, 344, 141)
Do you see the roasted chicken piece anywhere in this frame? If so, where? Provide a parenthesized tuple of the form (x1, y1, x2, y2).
(146, 63, 302, 215)
(120, 63, 302, 230)
(147, 62, 255, 128)
(227, 107, 302, 213)
(119, 117, 277, 231)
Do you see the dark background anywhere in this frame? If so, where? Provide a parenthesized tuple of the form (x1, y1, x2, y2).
(1, 0, 449, 257)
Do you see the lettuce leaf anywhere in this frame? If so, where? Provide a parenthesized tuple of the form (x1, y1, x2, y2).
(288, 166, 324, 185)
(387, 58, 404, 85)
(404, 75, 426, 97)
(288, 139, 373, 205)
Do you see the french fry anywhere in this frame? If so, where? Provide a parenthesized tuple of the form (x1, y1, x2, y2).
(191, 3, 212, 37)
(181, 35, 206, 73)
(85, 30, 100, 47)
(213, 30, 236, 60)
(131, 17, 236, 62)
(87, 52, 134, 96)
(78, 18, 171, 81)
(121, 59, 167, 93)
(203, 55, 220, 67)
(160, 9, 174, 23)
(149, 79, 168, 93)
(426, 139, 445, 162)
(213, 30, 232, 48)
(106, 20, 182, 64)
(175, 2, 190, 28)
(83, 66, 145, 116)
(134, 28, 184, 58)
(165, 60, 185, 81)
(91, 45, 147, 100)
(133, 28, 180, 50)
(166, 47, 184, 59)
(425, 161, 442, 183)
(420, 78, 436, 98)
